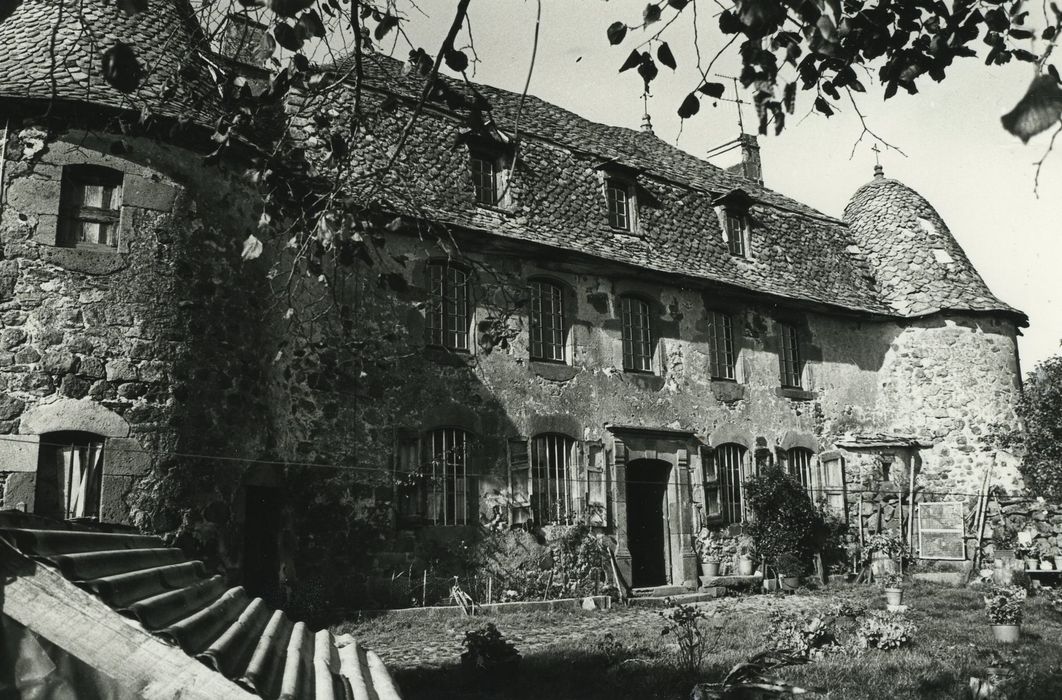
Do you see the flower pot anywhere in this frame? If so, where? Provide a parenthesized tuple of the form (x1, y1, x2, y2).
(763, 577, 779, 592)
(736, 557, 755, 576)
(991, 624, 1020, 643)
(885, 588, 904, 606)
(702, 560, 721, 577)
(870, 552, 899, 577)
(779, 575, 801, 591)
(1024, 558, 1040, 571)
(1041, 558, 1056, 571)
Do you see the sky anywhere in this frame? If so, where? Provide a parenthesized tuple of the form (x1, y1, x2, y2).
(387, 0, 1061, 373)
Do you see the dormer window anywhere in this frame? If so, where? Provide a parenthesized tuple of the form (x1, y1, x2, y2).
(724, 210, 748, 257)
(469, 154, 500, 206)
(606, 177, 634, 231)
(59, 165, 123, 249)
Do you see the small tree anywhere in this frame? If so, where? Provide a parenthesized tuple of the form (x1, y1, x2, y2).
(995, 353, 1062, 501)
(743, 466, 827, 566)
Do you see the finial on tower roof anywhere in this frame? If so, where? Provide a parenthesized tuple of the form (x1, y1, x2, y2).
(872, 144, 884, 178)
(640, 94, 654, 134)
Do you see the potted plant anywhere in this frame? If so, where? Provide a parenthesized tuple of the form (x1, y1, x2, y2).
(863, 532, 906, 578)
(693, 528, 724, 580)
(881, 572, 905, 606)
(1040, 555, 1056, 571)
(774, 552, 805, 591)
(735, 534, 756, 576)
(992, 523, 1018, 562)
(1017, 542, 1040, 571)
(983, 584, 1026, 643)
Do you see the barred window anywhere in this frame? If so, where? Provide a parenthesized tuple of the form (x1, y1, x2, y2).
(606, 178, 632, 230)
(59, 166, 122, 249)
(426, 263, 470, 351)
(427, 428, 470, 526)
(778, 322, 803, 388)
(531, 433, 576, 525)
(469, 155, 499, 206)
(787, 447, 814, 491)
(620, 295, 653, 373)
(724, 210, 748, 257)
(708, 310, 736, 380)
(717, 443, 745, 525)
(529, 279, 567, 363)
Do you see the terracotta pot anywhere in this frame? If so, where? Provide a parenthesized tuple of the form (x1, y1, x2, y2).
(779, 575, 802, 591)
(1040, 558, 1056, 571)
(870, 552, 899, 577)
(885, 588, 904, 606)
(736, 557, 756, 576)
(991, 624, 1020, 643)
(702, 560, 721, 577)
(1024, 558, 1040, 571)
(763, 577, 779, 592)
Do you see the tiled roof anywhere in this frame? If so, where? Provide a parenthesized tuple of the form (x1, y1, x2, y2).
(0, 515, 401, 700)
(843, 173, 1024, 321)
(0, 0, 222, 126)
(296, 54, 894, 316)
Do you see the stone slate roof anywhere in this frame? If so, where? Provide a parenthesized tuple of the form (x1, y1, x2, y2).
(305, 54, 1022, 322)
(844, 172, 1024, 321)
(0, 515, 401, 700)
(0, 0, 221, 126)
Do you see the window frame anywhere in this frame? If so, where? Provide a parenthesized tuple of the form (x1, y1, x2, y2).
(425, 261, 472, 352)
(717, 443, 746, 525)
(778, 322, 803, 389)
(707, 310, 737, 381)
(425, 427, 471, 526)
(469, 151, 509, 207)
(786, 447, 814, 492)
(58, 165, 123, 250)
(530, 433, 577, 525)
(619, 294, 654, 373)
(723, 209, 749, 257)
(605, 177, 635, 231)
(528, 278, 568, 364)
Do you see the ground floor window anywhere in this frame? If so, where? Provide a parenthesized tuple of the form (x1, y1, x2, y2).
(717, 443, 746, 524)
(34, 432, 105, 520)
(530, 433, 576, 525)
(395, 428, 473, 526)
(786, 447, 814, 491)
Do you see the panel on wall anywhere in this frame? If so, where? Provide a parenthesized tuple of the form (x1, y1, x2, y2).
(917, 501, 965, 560)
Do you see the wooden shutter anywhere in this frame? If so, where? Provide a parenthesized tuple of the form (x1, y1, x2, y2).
(507, 437, 532, 527)
(822, 455, 847, 516)
(701, 446, 722, 524)
(584, 441, 607, 526)
(394, 429, 421, 521)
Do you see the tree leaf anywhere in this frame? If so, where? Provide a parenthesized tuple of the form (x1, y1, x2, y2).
(814, 96, 834, 116)
(607, 21, 628, 45)
(657, 42, 677, 70)
(298, 10, 326, 39)
(269, 0, 314, 19)
(783, 82, 797, 114)
(637, 57, 659, 85)
(644, 4, 662, 25)
(241, 234, 264, 261)
(274, 22, 303, 51)
(698, 81, 725, 98)
(101, 42, 142, 93)
(668, 0, 690, 9)
(678, 92, 700, 118)
(619, 49, 643, 73)
(445, 49, 469, 72)
(375, 13, 399, 40)
(1001, 73, 1062, 143)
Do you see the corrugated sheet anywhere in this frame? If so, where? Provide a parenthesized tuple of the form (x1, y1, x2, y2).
(0, 517, 401, 700)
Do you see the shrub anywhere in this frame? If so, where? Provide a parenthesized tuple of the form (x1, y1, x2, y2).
(764, 609, 836, 659)
(984, 584, 1027, 625)
(1043, 587, 1062, 618)
(862, 532, 909, 563)
(855, 610, 916, 650)
(880, 572, 904, 589)
(743, 467, 827, 563)
(774, 552, 807, 577)
(660, 601, 712, 674)
(460, 623, 521, 675)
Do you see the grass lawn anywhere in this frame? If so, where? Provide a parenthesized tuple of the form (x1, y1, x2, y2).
(341, 582, 1062, 699)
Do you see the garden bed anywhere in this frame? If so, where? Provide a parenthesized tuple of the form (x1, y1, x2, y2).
(346, 595, 612, 621)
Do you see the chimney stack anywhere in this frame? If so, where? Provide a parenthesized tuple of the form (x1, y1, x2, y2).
(219, 13, 272, 69)
(738, 133, 762, 184)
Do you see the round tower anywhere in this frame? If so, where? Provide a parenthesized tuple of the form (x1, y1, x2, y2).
(843, 167, 1027, 495)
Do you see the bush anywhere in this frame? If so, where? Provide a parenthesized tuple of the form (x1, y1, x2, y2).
(744, 466, 827, 563)
(774, 552, 807, 577)
(660, 602, 712, 674)
(855, 611, 916, 650)
(984, 584, 1027, 625)
(460, 623, 521, 676)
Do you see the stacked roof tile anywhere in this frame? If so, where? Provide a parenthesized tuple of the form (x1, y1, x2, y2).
(0, 0, 221, 125)
(843, 172, 1022, 320)
(0, 516, 401, 700)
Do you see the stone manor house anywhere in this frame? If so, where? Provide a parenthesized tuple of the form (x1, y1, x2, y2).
(0, 1, 1027, 599)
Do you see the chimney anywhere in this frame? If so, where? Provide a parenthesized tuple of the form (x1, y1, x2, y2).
(219, 13, 272, 69)
(737, 133, 762, 184)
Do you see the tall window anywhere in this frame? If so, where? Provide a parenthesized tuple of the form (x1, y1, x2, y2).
(620, 295, 653, 373)
(469, 155, 499, 206)
(529, 279, 566, 363)
(530, 433, 576, 525)
(605, 178, 632, 230)
(34, 432, 105, 520)
(59, 166, 122, 249)
(724, 210, 747, 257)
(427, 428, 470, 526)
(717, 443, 745, 524)
(708, 310, 736, 380)
(787, 447, 814, 491)
(426, 263, 470, 351)
(778, 322, 803, 388)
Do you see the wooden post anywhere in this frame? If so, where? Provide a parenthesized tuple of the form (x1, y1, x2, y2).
(968, 460, 995, 581)
(908, 454, 917, 555)
(487, 575, 493, 605)
(422, 569, 427, 607)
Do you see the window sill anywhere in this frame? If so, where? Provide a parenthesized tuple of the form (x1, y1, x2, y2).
(41, 245, 126, 275)
(775, 387, 817, 401)
(474, 203, 515, 216)
(530, 361, 578, 382)
(424, 346, 474, 367)
(711, 380, 745, 403)
(623, 371, 664, 392)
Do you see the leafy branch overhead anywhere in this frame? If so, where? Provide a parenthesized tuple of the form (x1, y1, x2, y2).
(606, 0, 1062, 142)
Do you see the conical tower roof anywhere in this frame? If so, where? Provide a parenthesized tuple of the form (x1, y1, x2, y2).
(0, 0, 221, 126)
(843, 167, 1025, 323)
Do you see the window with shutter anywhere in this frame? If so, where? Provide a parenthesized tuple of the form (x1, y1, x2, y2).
(59, 166, 123, 249)
(394, 430, 422, 524)
(701, 446, 722, 523)
(821, 455, 847, 516)
(531, 433, 577, 525)
(716, 443, 746, 524)
(506, 437, 532, 527)
(34, 432, 105, 520)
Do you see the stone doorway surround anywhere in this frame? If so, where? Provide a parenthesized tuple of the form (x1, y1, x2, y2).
(607, 425, 698, 591)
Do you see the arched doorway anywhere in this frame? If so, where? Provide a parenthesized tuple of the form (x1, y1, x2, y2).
(625, 458, 672, 587)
